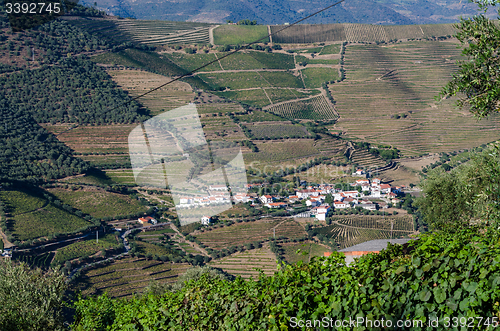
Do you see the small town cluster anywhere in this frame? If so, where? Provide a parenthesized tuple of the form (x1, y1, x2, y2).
(177, 170, 404, 224)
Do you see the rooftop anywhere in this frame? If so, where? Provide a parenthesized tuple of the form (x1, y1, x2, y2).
(339, 238, 415, 252)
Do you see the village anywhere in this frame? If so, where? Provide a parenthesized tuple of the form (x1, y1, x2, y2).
(171, 169, 406, 225)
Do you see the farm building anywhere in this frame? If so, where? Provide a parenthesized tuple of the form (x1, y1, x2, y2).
(260, 195, 274, 204)
(201, 216, 212, 225)
(265, 202, 288, 209)
(138, 216, 157, 224)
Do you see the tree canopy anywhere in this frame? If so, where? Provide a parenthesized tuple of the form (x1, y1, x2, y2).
(440, 0, 500, 118)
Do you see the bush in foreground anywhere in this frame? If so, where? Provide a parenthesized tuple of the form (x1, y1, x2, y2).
(0, 261, 67, 331)
(72, 227, 500, 330)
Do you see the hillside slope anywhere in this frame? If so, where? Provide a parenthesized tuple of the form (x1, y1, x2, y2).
(84, 0, 488, 24)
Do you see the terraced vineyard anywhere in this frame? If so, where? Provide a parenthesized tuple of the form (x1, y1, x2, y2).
(243, 139, 322, 170)
(281, 242, 331, 265)
(270, 23, 456, 43)
(265, 95, 338, 120)
(314, 215, 414, 249)
(331, 41, 500, 156)
(71, 256, 190, 298)
(53, 233, 120, 265)
(47, 187, 148, 219)
(208, 247, 277, 279)
(0, 189, 91, 241)
(314, 134, 347, 157)
(194, 219, 306, 250)
(106, 68, 194, 116)
(349, 149, 387, 169)
(336, 215, 414, 232)
(245, 123, 311, 139)
(113, 19, 213, 45)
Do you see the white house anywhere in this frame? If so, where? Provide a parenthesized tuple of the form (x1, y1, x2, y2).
(209, 184, 227, 191)
(260, 195, 274, 204)
(361, 184, 371, 192)
(355, 179, 370, 186)
(333, 201, 349, 209)
(359, 203, 377, 211)
(316, 212, 327, 221)
(380, 184, 392, 194)
(179, 197, 192, 205)
(296, 189, 319, 199)
(265, 202, 287, 209)
(316, 205, 331, 214)
(306, 199, 321, 207)
(352, 169, 366, 176)
(201, 216, 212, 225)
(343, 191, 360, 198)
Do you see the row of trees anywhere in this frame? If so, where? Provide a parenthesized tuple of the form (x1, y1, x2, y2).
(0, 96, 90, 182)
(1, 57, 148, 124)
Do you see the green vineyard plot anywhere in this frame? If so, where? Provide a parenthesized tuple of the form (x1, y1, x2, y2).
(46, 188, 148, 219)
(213, 25, 270, 45)
(0, 189, 91, 242)
(195, 219, 306, 250)
(266, 95, 338, 120)
(71, 256, 190, 298)
(246, 123, 311, 139)
(208, 247, 277, 279)
(53, 233, 120, 265)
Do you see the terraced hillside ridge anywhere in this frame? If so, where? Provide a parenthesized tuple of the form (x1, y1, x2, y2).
(71, 256, 190, 298)
(208, 247, 277, 279)
(330, 41, 500, 156)
(270, 23, 456, 43)
(349, 148, 387, 169)
(67, 17, 213, 45)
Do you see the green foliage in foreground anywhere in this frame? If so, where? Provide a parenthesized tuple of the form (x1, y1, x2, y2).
(416, 144, 500, 231)
(0, 261, 67, 331)
(72, 227, 500, 330)
(440, 0, 500, 118)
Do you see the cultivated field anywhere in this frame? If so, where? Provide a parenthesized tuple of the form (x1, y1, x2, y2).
(208, 247, 277, 279)
(245, 123, 311, 139)
(315, 215, 414, 249)
(71, 256, 190, 298)
(43, 124, 136, 155)
(46, 187, 148, 219)
(301, 67, 339, 88)
(270, 23, 456, 43)
(0, 190, 91, 241)
(213, 25, 270, 45)
(107, 68, 194, 116)
(194, 219, 306, 250)
(244, 139, 322, 171)
(265, 95, 338, 121)
(53, 233, 120, 265)
(331, 41, 500, 156)
(113, 19, 213, 45)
